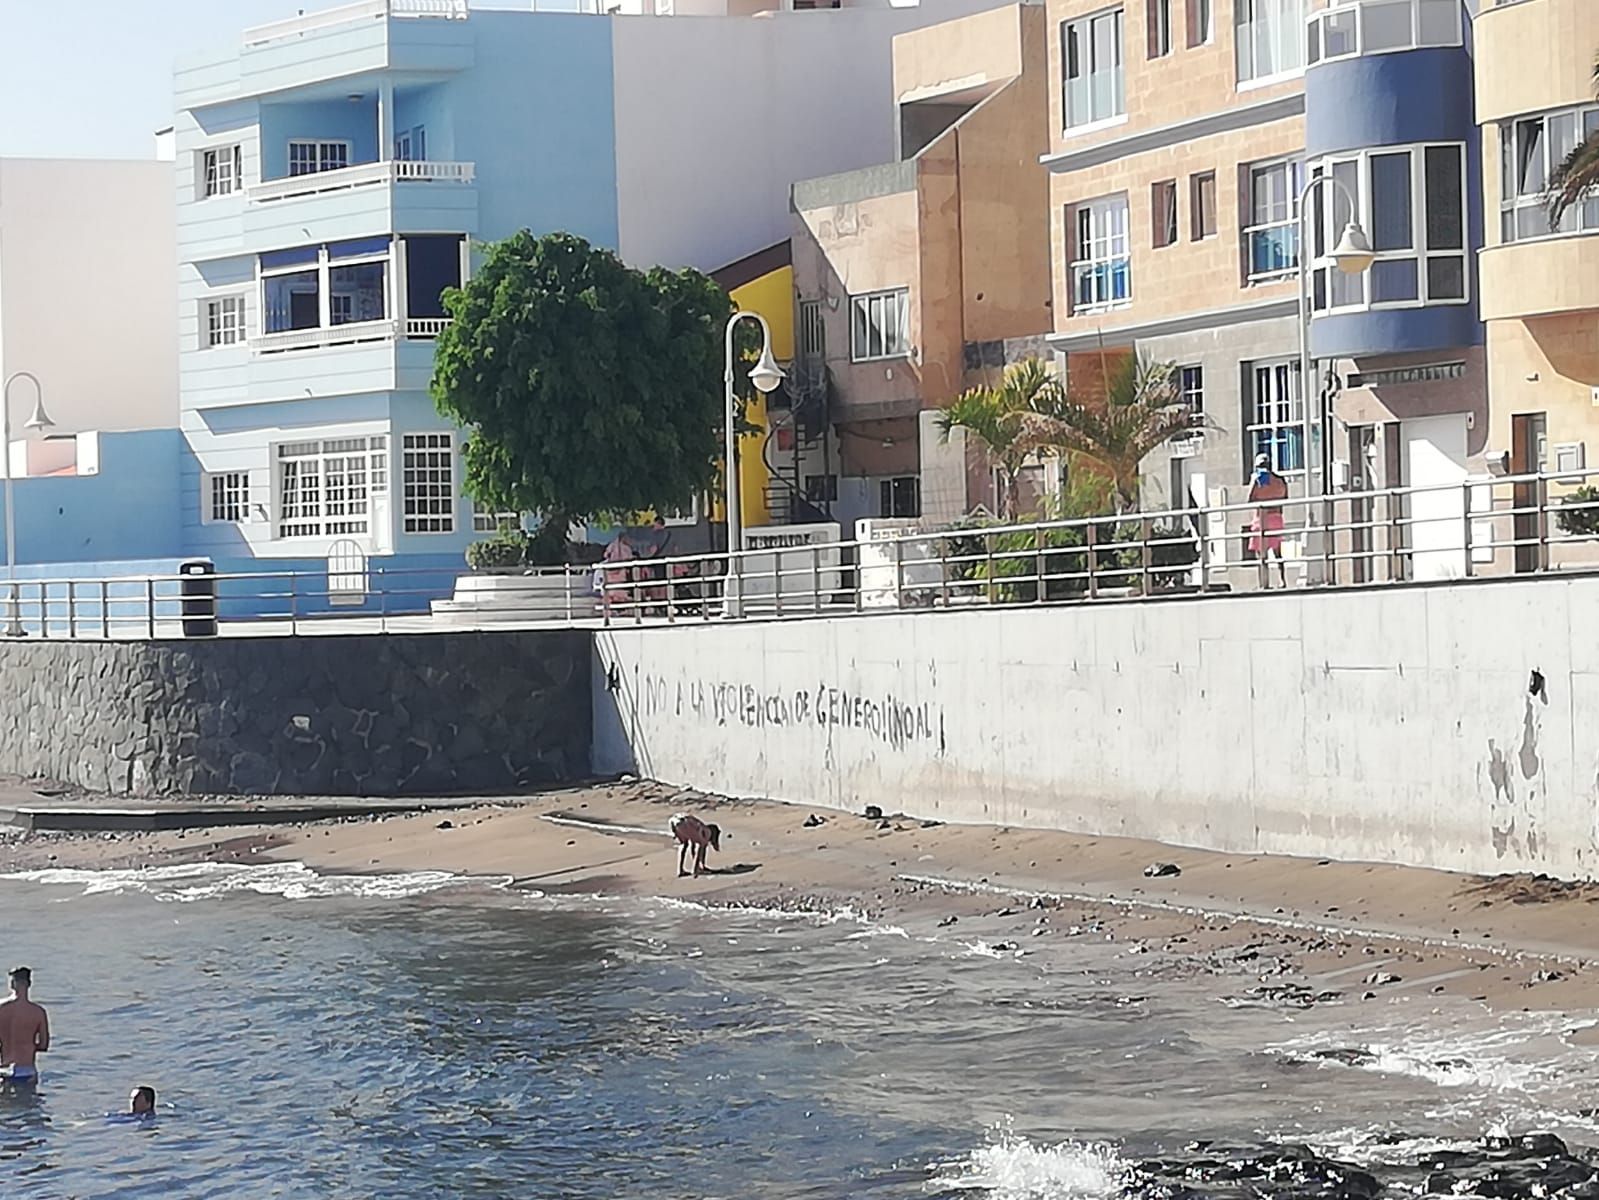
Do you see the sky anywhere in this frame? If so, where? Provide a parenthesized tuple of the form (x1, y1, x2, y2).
(0, 0, 345, 160)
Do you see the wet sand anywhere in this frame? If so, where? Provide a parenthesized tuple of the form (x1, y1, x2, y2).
(3, 779, 1597, 1022)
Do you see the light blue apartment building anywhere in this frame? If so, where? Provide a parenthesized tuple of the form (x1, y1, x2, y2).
(156, 0, 1004, 613)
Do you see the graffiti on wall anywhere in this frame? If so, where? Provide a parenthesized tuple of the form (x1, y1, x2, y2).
(639, 672, 942, 754)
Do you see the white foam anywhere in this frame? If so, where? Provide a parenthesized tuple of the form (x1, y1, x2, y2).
(0, 861, 508, 903)
(930, 1133, 1132, 1199)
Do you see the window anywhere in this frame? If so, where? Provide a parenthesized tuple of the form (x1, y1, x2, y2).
(204, 296, 246, 348)
(1187, 0, 1212, 46)
(1309, 142, 1468, 312)
(472, 503, 520, 534)
(394, 126, 427, 162)
(201, 145, 242, 198)
(1179, 365, 1204, 418)
(850, 289, 910, 361)
(287, 140, 351, 177)
(1501, 106, 1599, 242)
(1148, 0, 1172, 57)
(1071, 195, 1131, 312)
(806, 474, 839, 503)
(1190, 171, 1217, 240)
(403, 433, 456, 534)
(1245, 360, 1304, 474)
(275, 435, 388, 539)
(799, 299, 825, 360)
(1063, 7, 1125, 129)
(1307, 0, 1463, 65)
(879, 476, 920, 519)
(1245, 158, 1303, 282)
(1152, 180, 1178, 248)
(206, 472, 250, 524)
(1235, 0, 1303, 84)
(260, 238, 392, 338)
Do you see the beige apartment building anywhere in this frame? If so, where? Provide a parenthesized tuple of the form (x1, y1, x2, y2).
(1476, 0, 1599, 572)
(790, 1, 1053, 529)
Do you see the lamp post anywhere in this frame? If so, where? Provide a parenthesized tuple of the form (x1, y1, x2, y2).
(1296, 173, 1374, 586)
(1, 371, 54, 636)
(723, 311, 784, 618)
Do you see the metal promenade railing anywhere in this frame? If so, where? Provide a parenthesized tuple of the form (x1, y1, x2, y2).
(0, 465, 1595, 640)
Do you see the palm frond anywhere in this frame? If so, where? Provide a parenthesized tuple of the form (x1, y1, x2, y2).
(1548, 133, 1599, 227)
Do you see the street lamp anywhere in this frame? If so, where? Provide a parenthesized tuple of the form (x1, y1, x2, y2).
(1, 371, 54, 636)
(723, 311, 784, 618)
(1296, 174, 1374, 585)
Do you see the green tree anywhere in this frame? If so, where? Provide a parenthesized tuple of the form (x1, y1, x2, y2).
(431, 230, 733, 561)
(935, 357, 1061, 521)
(1015, 353, 1193, 512)
(1548, 55, 1599, 227)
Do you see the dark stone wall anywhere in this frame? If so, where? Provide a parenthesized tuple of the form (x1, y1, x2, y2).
(0, 630, 591, 796)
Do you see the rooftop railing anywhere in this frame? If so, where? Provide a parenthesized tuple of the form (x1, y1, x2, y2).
(243, 0, 469, 48)
(5, 464, 1599, 640)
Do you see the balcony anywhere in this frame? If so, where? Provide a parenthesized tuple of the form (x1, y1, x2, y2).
(1480, 236, 1599, 323)
(242, 0, 467, 49)
(253, 317, 453, 356)
(249, 159, 475, 205)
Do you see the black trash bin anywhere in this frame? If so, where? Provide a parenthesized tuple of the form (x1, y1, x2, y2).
(179, 560, 217, 638)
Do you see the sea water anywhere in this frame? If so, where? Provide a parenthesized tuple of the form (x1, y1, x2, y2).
(0, 862, 1596, 1199)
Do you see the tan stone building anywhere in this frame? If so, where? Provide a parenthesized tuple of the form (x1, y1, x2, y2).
(1476, 0, 1599, 573)
(789, 1, 1054, 529)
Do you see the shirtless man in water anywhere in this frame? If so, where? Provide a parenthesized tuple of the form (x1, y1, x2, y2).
(0, 967, 50, 1086)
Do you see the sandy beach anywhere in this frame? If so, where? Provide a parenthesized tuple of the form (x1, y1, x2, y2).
(3, 779, 1597, 1026)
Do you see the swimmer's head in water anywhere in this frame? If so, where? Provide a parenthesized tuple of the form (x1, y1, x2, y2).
(707, 823, 722, 852)
(130, 1087, 156, 1115)
(8, 966, 30, 989)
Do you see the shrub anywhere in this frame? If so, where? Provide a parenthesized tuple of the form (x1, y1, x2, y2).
(465, 531, 528, 571)
(1557, 486, 1599, 538)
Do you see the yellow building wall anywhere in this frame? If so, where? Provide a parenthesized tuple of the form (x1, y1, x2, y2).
(716, 264, 795, 530)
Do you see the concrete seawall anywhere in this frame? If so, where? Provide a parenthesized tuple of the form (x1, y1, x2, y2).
(0, 631, 590, 796)
(593, 574, 1599, 880)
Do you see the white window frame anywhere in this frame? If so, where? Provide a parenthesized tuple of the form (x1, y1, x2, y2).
(1235, 0, 1305, 88)
(1244, 156, 1304, 284)
(1244, 359, 1305, 476)
(849, 289, 910, 362)
(273, 434, 389, 540)
(1148, 0, 1172, 58)
(402, 432, 457, 535)
(201, 144, 243, 199)
(1307, 0, 1463, 67)
(1309, 141, 1469, 315)
(394, 125, 427, 162)
(259, 241, 394, 338)
(1179, 364, 1204, 418)
(472, 502, 521, 534)
(1070, 194, 1131, 314)
(203, 471, 251, 525)
(287, 139, 352, 177)
(1062, 6, 1127, 132)
(203, 295, 247, 349)
(1500, 105, 1599, 244)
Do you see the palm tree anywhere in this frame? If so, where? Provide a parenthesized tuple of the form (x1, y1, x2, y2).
(1548, 55, 1599, 226)
(935, 357, 1060, 520)
(1015, 352, 1193, 513)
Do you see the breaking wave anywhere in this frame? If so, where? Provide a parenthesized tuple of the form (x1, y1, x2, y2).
(0, 860, 508, 902)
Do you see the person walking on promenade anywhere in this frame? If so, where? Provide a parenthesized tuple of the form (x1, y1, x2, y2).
(1248, 453, 1290, 590)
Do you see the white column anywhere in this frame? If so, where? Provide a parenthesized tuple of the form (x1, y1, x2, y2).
(393, 239, 407, 330)
(378, 80, 396, 163)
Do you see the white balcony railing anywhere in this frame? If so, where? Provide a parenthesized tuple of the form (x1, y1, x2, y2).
(1307, 0, 1463, 67)
(253, 317, 453, 355)
(248, 159, 475, 205)
(243, 0, 468, 48)
(404, 318, 454, 339)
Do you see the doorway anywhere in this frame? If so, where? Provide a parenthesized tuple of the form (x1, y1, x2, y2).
(1511, 412, 1547, 574)
(1404, 414, 1469, 581)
